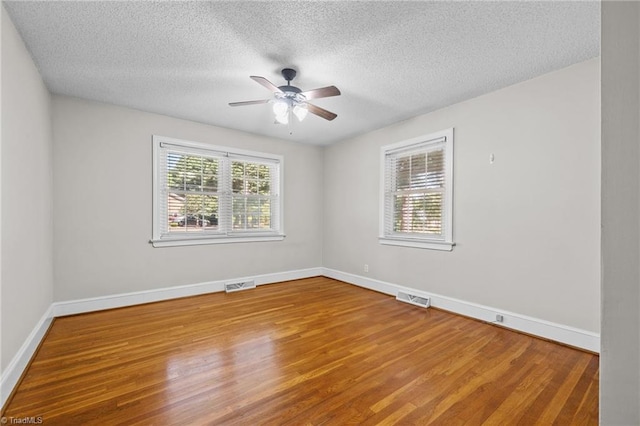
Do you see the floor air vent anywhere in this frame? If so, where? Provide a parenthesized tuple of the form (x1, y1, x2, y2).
(396, 291, 430, 308)
(225, 280, 256, 293)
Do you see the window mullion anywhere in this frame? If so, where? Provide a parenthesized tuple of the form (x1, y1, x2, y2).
(220, 156, 232, 235)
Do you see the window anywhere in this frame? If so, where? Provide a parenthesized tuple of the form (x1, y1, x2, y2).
(380, 128, 454, 251)
(152, 136, 284, 247)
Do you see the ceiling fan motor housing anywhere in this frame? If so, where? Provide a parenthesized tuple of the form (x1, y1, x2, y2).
(278, 85, 302, 93)
(281, 68, 297, 82)
(279, 68, 301, 93)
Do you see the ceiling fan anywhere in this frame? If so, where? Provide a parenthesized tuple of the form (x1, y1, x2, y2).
(229, 68, 341, 124)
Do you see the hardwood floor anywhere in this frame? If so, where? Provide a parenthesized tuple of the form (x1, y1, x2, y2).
(3, 277, 598, 425)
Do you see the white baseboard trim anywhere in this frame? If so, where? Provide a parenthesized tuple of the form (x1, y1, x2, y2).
(322, 268, 600, 353)
(2, 265, 597, 411)
(52, 267, 323, 317)
(1, 305, 54, 409)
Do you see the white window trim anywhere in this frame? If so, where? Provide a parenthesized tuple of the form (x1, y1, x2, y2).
(151, 135, 285, 248)
(379, 128, 455, 251)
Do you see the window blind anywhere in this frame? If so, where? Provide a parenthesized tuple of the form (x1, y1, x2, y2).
(156, 141, 281, 242)
(383, 139, 447, 239)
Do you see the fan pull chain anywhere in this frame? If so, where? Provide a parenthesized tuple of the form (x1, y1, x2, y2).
(288, 109, 293, 135)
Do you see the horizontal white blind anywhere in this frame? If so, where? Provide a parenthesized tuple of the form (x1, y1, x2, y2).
(160, 148, 223, 238)
(156, 142, 281, 240)
(384, 139, 446, 238)
(230, 159, 279, 232)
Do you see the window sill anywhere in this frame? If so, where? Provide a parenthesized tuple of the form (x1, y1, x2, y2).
(150, 234, 285, 248)
(379, 236, 455, 251)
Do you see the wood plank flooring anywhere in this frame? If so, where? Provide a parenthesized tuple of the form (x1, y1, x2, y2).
(3, 277, 599, 425)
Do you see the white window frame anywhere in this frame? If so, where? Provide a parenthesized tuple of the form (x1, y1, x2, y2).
(379, 128, 454, 251)
(151, 135, 284, 248)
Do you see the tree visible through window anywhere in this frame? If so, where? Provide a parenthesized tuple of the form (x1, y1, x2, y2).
(231, 160, 273, 230)
(393, 149, 445, 235)
(152, 136, 283, 247)
(380, 129, 454, 251)
(167, 153, 220, 232)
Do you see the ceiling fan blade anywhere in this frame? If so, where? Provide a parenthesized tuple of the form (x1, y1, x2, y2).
(228, 99, 270, 107)
(301, 86, 341, 100)
(250, 76, 283, 93)
(307, 103, 337, 121)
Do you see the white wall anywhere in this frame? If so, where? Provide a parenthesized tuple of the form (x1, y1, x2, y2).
(0, 6, 53, 372)
(600, 2, 640, 424)
(52, 96, 323, 301)
(324, 58, 600, 333)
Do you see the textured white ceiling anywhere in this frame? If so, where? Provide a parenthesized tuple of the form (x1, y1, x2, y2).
(4, 1, 600, 145)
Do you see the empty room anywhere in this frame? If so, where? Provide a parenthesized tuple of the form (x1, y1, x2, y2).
(1, 1, 638, 425)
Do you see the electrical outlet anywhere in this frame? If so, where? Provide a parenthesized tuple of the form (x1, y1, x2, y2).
(495, 314, 504, 323)
(364, 264, 369, 273)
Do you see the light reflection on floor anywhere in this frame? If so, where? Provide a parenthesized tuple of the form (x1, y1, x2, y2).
(162, 326, 279, 423)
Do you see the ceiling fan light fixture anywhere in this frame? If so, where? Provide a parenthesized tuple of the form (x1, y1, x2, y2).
(293, 104, 308, 122)
(230, 68, 340, 123)
(275, 113, 289, 125)
(272, 98, 289, 116)
(275, 111, 289, 124)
